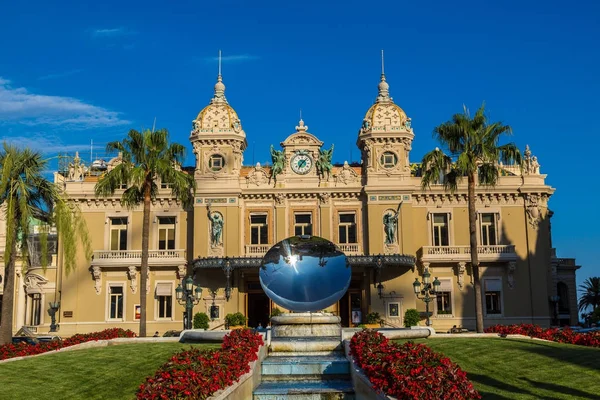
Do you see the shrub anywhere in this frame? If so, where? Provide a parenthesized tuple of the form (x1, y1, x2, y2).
(225, 312, 247, 327)
(485, 324, 600, 348)
(193, 312, 210, 330)
(270, 307, 282, 318)
(404, 308, 420, 327)
(349, 330, 480, 399)
(137, 328, 264, 399)
(0, 328, 136, 361)
(365, 312, 382, 324)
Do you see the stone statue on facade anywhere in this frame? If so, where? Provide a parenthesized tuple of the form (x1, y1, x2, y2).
(67, 152, 85, 181)
(316, 144, 334, 181)
(383, 202, 402, 245)
(270, 145, 285, 184)
(523, 145, 541, 175)
(207, 204, 224, 247)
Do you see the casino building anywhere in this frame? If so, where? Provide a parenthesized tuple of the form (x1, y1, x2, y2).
(0, 68, 581, 336)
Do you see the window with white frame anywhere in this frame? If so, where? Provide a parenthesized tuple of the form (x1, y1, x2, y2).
(338, 213, 357, 244)
(431, 213, 449, 246)
(294, 213, 312, 236)
(484, 279, 502, 315)
(109, 217, 128, 250)
(209, 154, 225, 172)
(27, 293, 42, 325)
(435, 279, 452, 315)
(480, 213, 498, 246)
(250, 214, 269, 245)
(155, 283, 173, 319)
(157, 216, 176, 250)
(108, 285, 124, 319)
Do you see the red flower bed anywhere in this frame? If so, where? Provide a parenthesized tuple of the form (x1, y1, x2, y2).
(0, 328, 136, 361)
(485, 324, 600, 347)
(350, 330, 480, 400)
(136, 328, 264, 400)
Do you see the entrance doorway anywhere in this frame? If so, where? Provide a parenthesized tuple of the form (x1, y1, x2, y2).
(340, 291, 362, 327)
(246, 280, 270, 329)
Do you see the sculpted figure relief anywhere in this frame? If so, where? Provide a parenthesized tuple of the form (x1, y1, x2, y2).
(207, 204, 224, 247)
(383, 202, 402, 245)
(316, 144, 334, 181)
(270, 145, 285, 184)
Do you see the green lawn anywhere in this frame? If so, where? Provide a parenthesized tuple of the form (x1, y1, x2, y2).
(401, 338, 600, 400)
(0, 342, 218, 400)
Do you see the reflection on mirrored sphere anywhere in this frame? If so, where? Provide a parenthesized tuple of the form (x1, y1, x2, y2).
(259, 235, 351, 312)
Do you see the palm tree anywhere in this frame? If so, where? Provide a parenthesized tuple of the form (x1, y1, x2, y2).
(420, 104, 521, 333)
(578, 277, 600, 313)
(95, 129, 195, 337)
(0, 144, 91, 345)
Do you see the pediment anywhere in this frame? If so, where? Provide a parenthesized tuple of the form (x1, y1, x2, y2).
(281, 132, 323, 148)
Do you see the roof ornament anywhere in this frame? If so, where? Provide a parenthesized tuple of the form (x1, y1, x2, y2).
(210, 49, 228, 104)
(376, 49, 392, 103)
(296, 109, 308, 132)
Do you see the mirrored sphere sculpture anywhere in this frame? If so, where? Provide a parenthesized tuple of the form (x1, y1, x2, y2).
(260, 235, 351, 312)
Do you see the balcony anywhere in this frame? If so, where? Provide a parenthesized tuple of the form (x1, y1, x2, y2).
(91, 249, 187, 267)
(337, 243, 363, 255)
(420, 245, 517, 263)
(245, 244, 271, 257)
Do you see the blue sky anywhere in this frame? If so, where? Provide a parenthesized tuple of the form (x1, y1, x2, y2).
(1, 0, 598, 295)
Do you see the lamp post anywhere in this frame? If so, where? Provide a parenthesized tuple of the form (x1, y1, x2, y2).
(413, 269, 440, 327)
(176, 276, 202, 330)
(48, 301, 60, 332)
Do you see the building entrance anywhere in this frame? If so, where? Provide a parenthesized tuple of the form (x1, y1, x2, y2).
(246, 281, 270, 329)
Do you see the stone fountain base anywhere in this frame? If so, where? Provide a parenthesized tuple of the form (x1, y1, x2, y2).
(270, 312, 341, 338)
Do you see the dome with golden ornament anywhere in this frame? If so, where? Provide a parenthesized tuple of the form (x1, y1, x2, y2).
(192, 73, 245, 137)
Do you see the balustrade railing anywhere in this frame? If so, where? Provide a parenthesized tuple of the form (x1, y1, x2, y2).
(421, 245, 516, 261)
(245, 244, 271, 256)
(337, 243, 362, 255)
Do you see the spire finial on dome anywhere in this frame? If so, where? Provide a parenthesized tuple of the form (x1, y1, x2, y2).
(296, 113, 308, 132)
(210, 50, 228, 104)
(376, 49, 392, 103)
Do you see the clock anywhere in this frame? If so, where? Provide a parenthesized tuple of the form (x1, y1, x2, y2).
(290, 152, 313, 175)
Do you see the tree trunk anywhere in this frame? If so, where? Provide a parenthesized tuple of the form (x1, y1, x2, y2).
(468, 172, 484, 333)
(139, 183, 152, 338)
(0, 230, 18, 344)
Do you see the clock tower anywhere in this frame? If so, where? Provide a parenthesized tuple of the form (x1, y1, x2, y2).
(273, 119, 324, 188)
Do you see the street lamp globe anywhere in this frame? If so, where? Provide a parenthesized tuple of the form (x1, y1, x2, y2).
(175, 284, 183, 301)
(423, 269, 431, 285)
(413, 278, 421, 295)
(432, 277, 441, 293)
(195, 285, 203, 301)
(185, 276, 194, 292)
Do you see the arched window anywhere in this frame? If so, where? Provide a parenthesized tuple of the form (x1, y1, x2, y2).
(557, 282, 570, 314)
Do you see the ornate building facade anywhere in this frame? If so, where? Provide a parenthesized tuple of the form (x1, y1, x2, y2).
(0, 69, 581, 336)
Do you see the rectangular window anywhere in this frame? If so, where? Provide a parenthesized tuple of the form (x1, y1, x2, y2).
(435, 279, 452, 315)
(338, 213, 357, 244)
(294, 213, 312, 236)
(484, 279, 502, 315)
(109, 217, 128, 250)
(109, 285, 124, 319)
(250, 214, 269, 245)
(158, 216, 176, 250)
(28, 293, 41, 325)
(156, 283, 172, 319)
(432, 214, 449, 246)
(480, 213, 498, 245)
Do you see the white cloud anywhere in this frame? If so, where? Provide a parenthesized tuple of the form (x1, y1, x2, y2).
(0, 134, 94, 154)
(204, 54, 259, 63)
(92, 27, 137, 38)
(38, 69, 83, 81)
(0, 77, 130, 129)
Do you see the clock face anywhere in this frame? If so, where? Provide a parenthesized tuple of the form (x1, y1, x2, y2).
(291, 153, 313, 175)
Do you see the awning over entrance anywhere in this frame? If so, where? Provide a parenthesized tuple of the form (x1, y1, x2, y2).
(191, 254, 416, 270)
